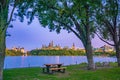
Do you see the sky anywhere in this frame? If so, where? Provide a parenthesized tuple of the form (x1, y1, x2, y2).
(6, 17, 108, 51)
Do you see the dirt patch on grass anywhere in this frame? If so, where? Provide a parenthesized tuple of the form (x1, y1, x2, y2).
(55, 71, 71, 78)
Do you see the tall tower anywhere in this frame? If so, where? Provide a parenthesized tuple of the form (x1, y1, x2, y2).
(71, 43, 75, 50)
(48, 41, 54, 48)
(51, 41, 54, 47)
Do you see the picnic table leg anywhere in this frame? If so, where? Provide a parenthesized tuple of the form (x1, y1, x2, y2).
(62, 68, 65, 73)
(46, 66, 50, 73)
(42, 67, 45, 73)
(58, 64, 61, 68)
(58, 64, 62, 72)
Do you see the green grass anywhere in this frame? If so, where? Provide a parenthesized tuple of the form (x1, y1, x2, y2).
(3, 63, 120, 80)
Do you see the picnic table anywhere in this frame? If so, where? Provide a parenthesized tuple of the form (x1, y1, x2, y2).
(42, 63, 66, 74)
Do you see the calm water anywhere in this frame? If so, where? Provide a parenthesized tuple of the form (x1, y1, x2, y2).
(4, 56, 117, 69)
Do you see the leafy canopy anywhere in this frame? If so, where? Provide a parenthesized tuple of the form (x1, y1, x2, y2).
(16, 0, 100, 47)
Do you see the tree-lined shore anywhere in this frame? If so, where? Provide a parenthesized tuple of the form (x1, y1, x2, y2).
(6, 49, 116, 56)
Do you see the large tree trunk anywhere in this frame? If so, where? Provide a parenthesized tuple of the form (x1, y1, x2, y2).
(115, 45, 120, 67)
(0, 29, 6, 80)
(85, 37, 95, 70)
(113, 29, 120, 67)
(0, 0, 12, 80)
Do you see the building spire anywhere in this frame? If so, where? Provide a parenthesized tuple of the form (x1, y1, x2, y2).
(71, 43, 75, 50)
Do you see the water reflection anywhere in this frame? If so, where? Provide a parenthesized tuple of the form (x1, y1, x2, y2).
(56, 56, 60, 63)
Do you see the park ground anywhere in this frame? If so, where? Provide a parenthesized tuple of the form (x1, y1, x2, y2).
(3, 63, 120, 80)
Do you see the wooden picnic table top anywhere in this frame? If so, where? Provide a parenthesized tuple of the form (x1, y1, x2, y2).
(44, 63, 63, 66)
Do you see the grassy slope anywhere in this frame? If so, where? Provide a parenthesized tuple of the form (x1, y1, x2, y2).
(3, 63, 120, 80)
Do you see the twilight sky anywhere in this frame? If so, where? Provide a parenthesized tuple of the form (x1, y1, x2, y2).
(6, 17, 108, 51)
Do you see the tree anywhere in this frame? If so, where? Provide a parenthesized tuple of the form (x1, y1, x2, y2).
(27, 0, 98, 69)
(0, 0, 16, 80)
(0, 0, 35, 80)
(96, 0, 120, 66)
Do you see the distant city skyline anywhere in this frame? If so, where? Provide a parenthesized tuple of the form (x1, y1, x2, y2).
(6, 17, 108, 51)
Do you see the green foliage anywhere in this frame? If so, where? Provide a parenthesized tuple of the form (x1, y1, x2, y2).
(29, 49, 116, 56)
(29, 49, 85, 56)
(94, 52, 116, 56)
(13, 0, 36, 23)
(17, 0, 99, 47)
(6, 49, 24, 56)
(96, 0, 120, 41)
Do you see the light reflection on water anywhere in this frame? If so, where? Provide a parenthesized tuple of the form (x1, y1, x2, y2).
(4, 56, 117, 69)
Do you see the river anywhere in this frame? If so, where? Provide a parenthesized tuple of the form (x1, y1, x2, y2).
(4, 56, 117, 69)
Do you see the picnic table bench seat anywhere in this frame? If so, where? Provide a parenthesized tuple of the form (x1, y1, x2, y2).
(50, 67, 66, 73)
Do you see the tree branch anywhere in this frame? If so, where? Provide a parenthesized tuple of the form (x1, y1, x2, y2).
(95, 32, 115, 46)
(81, 19, 87, 30)
(103, 19, 115, 36)
(70, 15, 86, 40)
(7, 1, 17, 25)
(56, 19, 81, 40)
(118, 26, 120, 45)
(1, 0, 17, 34)
(56, 19, 87, 46)
(0, 2, 2, 13)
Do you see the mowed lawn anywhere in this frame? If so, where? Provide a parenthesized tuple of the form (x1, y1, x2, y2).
(3, 63, 120, 80)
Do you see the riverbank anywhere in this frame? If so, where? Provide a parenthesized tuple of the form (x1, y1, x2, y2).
(3, 63, 120, 80)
